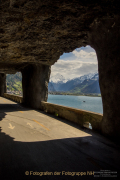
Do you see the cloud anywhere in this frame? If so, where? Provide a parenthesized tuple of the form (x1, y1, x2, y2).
(72, 50, 97, 60)
(50, 46, 98, 81)
(51, 59, 98, 80)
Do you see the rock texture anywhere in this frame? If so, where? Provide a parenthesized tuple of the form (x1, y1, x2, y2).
(0, 0, 120, 138)
(22, 64, 51, 109)
(0, 73, 6, 96)
(89, 17, 120, 138)
(0, 0, 119, 72)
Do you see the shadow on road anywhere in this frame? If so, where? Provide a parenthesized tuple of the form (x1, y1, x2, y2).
(0, 103, 120, 180)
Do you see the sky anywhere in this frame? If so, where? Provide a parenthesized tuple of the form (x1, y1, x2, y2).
(50, 45, 98, 81)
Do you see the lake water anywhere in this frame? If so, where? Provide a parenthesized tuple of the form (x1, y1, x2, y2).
(47, 95, 103, 114)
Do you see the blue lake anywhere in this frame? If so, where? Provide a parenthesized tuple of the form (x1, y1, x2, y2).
(47, 94, 103, 114)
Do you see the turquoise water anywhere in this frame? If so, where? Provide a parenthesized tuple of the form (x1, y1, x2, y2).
(47, 95, 103, 114)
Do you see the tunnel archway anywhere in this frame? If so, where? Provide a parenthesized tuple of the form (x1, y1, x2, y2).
(48, 45, 103, 114)
(0, 1, 119, 139)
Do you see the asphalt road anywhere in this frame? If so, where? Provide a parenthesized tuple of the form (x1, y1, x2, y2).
(0, 97, 120, 180)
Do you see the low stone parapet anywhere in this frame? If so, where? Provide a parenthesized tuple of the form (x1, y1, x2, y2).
(3, 93, 23, 103)
(41, 101, 103, 132)
(3, 93, 103, 132)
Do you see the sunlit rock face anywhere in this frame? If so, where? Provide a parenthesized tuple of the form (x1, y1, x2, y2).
(0, 0, 119, 73)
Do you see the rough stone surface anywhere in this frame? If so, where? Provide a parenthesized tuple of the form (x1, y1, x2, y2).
(88, 17, 120, 138)
(0, 0, 119, 72)
(0, 73, 6, 96)
(41, 101, 103, 132)
(4, 93, 23, 103)
(0, 0, 120, 138)
(22, 64, 51, 109)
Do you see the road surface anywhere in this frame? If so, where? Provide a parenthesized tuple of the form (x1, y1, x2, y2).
(0, 97, 120, 179)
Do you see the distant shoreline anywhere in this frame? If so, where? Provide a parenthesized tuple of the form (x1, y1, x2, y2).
(6, 91, 101, 98)
(48, 92, 101, 97)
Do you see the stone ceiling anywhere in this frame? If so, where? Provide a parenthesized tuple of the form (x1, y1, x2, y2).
(0, 0, 119, 73)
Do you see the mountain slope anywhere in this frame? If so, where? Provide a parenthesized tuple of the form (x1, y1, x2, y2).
(6, 72, 22, 91)
(48, 73, 101, 94)
(71, 79, 100, 94)
(48, 82, 56, 92)
(50, 73, 97, 92)
(70, 73, 100, 94)
(82, 80, 100, 93)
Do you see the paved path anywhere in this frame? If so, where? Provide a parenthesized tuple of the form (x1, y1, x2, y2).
(0, 97, 120, 179)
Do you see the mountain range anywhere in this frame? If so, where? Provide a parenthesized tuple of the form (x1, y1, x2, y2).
(6, 72, 101, 95)
(49, 73, 101, 94)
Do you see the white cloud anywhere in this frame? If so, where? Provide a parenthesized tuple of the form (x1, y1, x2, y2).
(51, 59, 98, 80)
(72, 50, 97, 60)
(50, 46, 98, 81)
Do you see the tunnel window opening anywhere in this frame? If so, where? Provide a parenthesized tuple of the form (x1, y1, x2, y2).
(48, 45, 103, 115)
(6, 72, 22, 96)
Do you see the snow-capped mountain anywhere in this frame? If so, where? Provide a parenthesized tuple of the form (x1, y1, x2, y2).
(50, 72, 97, 83)
(91, 73, 99, 80)
(71, 73, 100, 94)
(50, 73, 69, 83)
(73, 72, 98, 82)
(48, 72, 99, 92)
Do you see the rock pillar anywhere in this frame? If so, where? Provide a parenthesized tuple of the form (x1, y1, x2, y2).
(0, 73, 6, 96)
(22, 64, 51, 109)
(89, 17, 120, 138)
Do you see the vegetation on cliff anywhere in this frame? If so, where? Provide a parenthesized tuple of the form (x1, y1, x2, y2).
(6, 72, 22, 92)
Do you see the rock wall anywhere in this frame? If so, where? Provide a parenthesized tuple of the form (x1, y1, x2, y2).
(88, 17, 120, 138)
(22, 64, 51, 109)
(0, 0, 119, 72)
(0, 73, 6, 96)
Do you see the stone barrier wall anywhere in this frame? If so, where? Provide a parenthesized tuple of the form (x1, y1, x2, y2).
(3, 93, 103, 132)
(3, 93, 23, 103)
(41, 101, 103, 132)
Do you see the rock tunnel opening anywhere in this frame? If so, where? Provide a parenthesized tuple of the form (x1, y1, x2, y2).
(0, 0, 119, 139)
(48, 45, 103, 116)
(5, 45, 103, 116)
